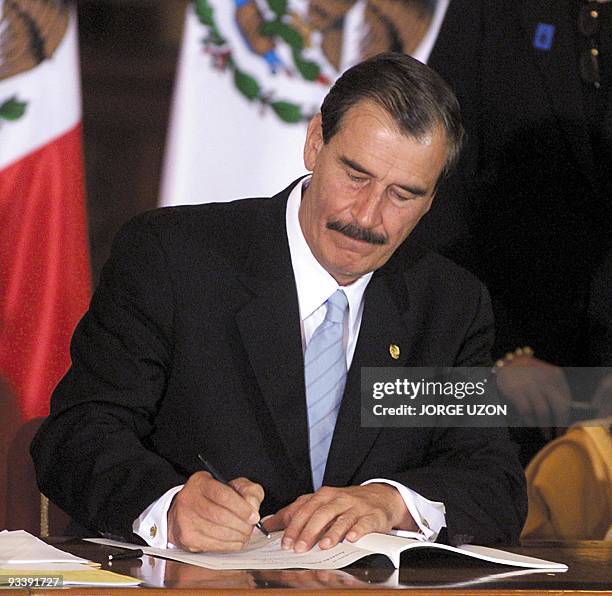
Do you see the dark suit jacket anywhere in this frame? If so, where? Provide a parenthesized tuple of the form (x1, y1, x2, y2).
(419, 0, 611, 366)
(31, 180, 526, 546)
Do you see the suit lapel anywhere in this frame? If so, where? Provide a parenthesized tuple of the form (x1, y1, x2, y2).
(522, 0, 597, 188)
(235, 183, 312, 495)
(324, 252, 418, 487)
(234, 190, 428, 490)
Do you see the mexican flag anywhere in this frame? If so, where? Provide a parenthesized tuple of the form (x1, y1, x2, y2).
(0, 3, 91, 421)
(160, 0, 449, 207)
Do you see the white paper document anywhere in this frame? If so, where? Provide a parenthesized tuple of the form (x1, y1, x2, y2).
(88, 531, 568, 571)
(0, 530, 90, 565)
(0, 531, 142, 587)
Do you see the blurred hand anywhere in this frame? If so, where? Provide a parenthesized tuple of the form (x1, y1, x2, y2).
(496, 355, 572, 428)
(256, 569, 366, 589)
(163, 563, 257, 590)
(167, 472, 264, 552)
(265, 483, 416, 553)
(592, 373, 612, 418)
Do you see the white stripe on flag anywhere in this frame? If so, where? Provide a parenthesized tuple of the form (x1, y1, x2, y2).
(0, 11, 81, 171)
(159, 0, 449, 208)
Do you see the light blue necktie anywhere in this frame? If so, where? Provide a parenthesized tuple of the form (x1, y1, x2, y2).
(304, 289, 349, 490)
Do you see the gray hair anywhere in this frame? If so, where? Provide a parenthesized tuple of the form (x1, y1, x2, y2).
(320, 52, 465, 179)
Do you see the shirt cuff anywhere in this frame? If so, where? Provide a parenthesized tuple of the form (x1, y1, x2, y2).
(361, 478, 446, 541)
(132, 485, 183, 548)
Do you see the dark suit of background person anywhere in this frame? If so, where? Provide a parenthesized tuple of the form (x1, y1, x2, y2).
(414, 0, 612, 462)
(590, 250, 612, 365)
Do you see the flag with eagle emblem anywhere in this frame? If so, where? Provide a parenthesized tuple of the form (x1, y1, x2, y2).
(0, 0, 91, 421)
(160, 0, 449, 206)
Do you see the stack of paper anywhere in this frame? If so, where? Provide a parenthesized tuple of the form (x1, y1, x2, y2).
(0, 530, 141, 587)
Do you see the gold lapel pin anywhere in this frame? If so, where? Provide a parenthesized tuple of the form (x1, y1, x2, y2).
(389, 344, 400, 360)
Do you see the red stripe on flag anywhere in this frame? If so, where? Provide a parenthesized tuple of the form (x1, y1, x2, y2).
(0, 123, 91, 421)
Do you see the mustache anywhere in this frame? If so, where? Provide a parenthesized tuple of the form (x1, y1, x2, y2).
(326, 220, 387, 245)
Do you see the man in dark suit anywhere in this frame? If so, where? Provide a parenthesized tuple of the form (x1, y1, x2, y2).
(31, 53, 526, 553)
(416, 0, 612, 460)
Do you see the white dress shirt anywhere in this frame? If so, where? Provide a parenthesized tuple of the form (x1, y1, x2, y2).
(133, 178, 446, 546)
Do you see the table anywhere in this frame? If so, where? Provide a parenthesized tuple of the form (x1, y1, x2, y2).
(4, 539, 611, 594)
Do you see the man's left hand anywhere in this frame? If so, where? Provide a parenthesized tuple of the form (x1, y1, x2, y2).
(264, 484, 416, 553)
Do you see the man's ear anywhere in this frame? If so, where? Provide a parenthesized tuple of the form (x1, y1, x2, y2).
(303, 113, 324, 171)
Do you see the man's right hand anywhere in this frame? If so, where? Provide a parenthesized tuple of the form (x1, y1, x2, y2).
(167, 472, 264, 552)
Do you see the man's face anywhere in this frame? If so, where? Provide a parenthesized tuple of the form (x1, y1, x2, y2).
(299, 100, 448, 285)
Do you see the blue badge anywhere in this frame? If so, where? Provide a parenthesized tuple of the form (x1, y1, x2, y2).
(533, 23, 555, 51)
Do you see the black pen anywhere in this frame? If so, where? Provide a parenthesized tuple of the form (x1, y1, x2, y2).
(108, 548, 144, 561)
(197, 453, 270, 539)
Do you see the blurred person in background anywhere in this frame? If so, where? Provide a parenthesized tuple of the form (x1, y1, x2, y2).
(416, 0, 612, 463)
